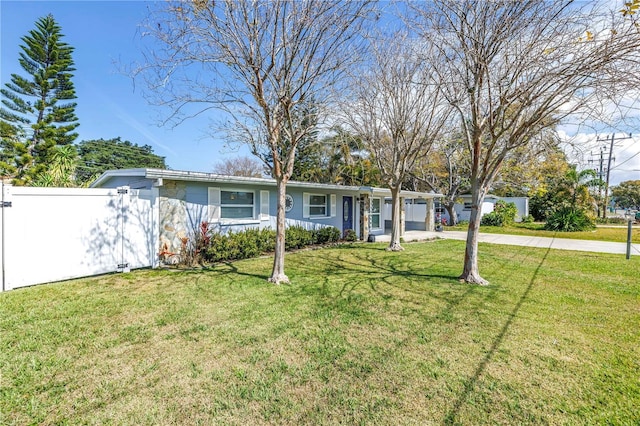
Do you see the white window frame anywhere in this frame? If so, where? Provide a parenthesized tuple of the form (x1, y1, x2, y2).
(209, 187, 258, 223)
(303, 192, 336, 218)
(308, 193, 327, 217)
(371, 197, 382, 230)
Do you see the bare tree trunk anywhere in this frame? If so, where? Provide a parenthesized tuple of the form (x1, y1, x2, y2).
(460, 191, 488, 285)
(269, 177, 289, 285)
(387, 185, 404, 251)
(444, 201, 457, 226)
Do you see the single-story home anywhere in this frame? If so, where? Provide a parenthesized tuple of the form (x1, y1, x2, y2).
(92, 168, 442, 256)
(442, 194, 529, 223)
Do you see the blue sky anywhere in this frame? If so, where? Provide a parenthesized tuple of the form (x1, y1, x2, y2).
(1, 1, 639, 184)
(1, 0, 244, 172)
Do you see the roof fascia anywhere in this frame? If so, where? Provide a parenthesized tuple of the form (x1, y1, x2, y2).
(93, 168, 442, 198)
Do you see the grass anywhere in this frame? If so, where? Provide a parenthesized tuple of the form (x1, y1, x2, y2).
(1, 240, 639, 425)
(448, 222, 640, 243)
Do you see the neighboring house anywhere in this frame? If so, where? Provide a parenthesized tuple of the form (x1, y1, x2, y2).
(383, 198, 440, 231)
(443, 194, 529, 223)
(92, 168, 441, 256)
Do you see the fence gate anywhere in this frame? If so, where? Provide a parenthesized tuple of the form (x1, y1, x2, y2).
(0, 183, 158, 292)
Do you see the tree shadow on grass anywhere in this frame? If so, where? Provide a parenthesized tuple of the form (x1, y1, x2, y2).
(167, 261, 271, 283)
(164, 241, 490, 321)
(296, 247, 460, 293)
(442, 245, 552, 425)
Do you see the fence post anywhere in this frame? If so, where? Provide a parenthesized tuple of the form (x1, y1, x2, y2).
(151, 186, 161, 269)
(117, 186, 131, 273)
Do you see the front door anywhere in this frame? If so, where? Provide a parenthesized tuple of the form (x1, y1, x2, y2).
(342, 196, 353, 235)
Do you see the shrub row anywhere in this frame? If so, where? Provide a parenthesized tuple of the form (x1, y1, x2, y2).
(202, 225, 343, 263)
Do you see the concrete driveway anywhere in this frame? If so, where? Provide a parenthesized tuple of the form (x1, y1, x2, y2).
(375, 229, 640, 257)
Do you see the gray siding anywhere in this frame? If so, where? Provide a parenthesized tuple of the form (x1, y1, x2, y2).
(157, 181, 357, 252)
(98, 175, 367, 253)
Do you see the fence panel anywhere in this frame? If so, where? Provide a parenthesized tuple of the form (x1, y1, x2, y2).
(123, 188, 159, 270)
(1, 183, 5, 291)
(1, 186, 157, 291)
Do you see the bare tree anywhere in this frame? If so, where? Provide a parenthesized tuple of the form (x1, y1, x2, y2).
(409, 134, 470, 226)
(213, 156, 265, 178)
(342, 32, 452, 251)
(411, 0, 640, 284)
(137, 0, 374, 284)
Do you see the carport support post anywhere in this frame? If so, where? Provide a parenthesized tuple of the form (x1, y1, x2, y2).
(360, 193, 370, 241)
(425, 198, 435, 232)
(400, 197, 405, 237)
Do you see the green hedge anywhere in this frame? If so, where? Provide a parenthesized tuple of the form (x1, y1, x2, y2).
(202, 226, 342, 263)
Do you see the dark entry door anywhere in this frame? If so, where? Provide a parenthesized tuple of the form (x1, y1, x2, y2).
(342, 196, 353, 234)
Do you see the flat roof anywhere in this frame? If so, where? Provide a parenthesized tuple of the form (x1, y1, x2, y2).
(91, 168, 443, 199)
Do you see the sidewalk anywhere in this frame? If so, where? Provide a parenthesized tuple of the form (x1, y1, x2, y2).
(375, 230, 640, 256)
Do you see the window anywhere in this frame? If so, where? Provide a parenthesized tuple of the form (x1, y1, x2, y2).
(303, 193, 336, 218)
(371, 198, 381, 229)
(208, 188, 256, 221)
(463, 202, 472, 211)
(221, 190, 254, 219)
(309, 194, 327, 216)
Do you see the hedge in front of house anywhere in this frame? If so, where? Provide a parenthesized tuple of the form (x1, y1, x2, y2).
(203, 226, 342, 263)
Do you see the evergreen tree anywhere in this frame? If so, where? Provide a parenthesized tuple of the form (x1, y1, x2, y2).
(76, 138, 167, 185)
(0, 14, 78, 185)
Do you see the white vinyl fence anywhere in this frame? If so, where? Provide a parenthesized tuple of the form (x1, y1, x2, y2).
(1, 183, 159, 291)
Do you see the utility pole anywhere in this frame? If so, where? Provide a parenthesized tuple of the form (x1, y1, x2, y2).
(589, 143, 609, 218)
(591, 133, 633, 219)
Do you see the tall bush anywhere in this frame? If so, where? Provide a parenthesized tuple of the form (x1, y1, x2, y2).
(480, 200, 517, 227)
(544, 207, 595, 232)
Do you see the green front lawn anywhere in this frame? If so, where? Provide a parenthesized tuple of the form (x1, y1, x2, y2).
(1, 240, 639, 424)
(448, 222, 640, 243)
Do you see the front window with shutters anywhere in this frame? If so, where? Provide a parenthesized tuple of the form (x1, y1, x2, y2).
(221, 190, 254, 219)
(302, 193, 336, 219)
(308, 194, 327, 217)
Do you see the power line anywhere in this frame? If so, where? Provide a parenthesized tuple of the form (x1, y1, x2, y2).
(590, 133, 633, 218)
(611, 149, 640, 170)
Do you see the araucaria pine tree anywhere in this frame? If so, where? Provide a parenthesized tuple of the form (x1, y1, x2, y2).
(0, 14, 78, 185)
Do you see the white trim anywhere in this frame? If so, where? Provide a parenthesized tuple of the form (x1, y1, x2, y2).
(305, 193, 329, 218)
(303, 193, 310, 218)
(208, 187, 221, 222)
(260, 190, 269, 220)
(220, 188, 255, 220)
(219, 219, 261, 226)
(92, 168, 443, 200)
(330, 194, 337, 218)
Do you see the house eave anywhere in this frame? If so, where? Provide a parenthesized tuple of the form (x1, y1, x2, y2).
(91, 168, 442, 199)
